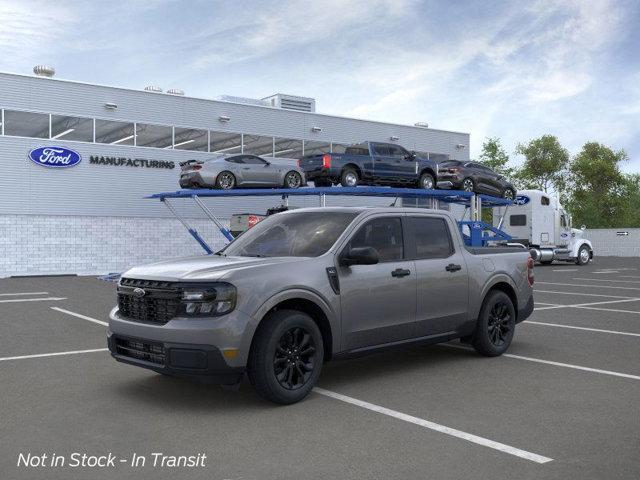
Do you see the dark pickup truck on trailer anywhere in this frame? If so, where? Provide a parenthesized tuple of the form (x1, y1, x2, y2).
(298, 141, 439, 189)
(108, 207, 535, 405)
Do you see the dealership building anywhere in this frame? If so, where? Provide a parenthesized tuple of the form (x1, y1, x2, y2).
(0, 68, 471, 276)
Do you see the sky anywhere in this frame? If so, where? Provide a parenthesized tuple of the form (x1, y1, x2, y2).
(1, 0, 639, 171)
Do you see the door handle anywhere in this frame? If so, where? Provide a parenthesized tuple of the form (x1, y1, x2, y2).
(391, 268, 411, 278)
(445, 263, 462, 272)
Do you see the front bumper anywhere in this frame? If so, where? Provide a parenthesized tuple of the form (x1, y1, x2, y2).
(108, 332, 244, 384)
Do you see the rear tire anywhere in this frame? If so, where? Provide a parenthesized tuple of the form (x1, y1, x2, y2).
(471, 290, 515, 357)
(462, 178, 475, 192)
(340, 168, 359, 187)
(215, 171, 236, 190)
(248, 310, 324, 404)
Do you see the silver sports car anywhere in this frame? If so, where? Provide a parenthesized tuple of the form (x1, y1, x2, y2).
(179, 154, 307, 189)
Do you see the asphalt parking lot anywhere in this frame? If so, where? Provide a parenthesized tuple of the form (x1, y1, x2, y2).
(1, 257, 639, 480)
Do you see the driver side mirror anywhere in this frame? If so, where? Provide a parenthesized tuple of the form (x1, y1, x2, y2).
(404, 151, 416, 160)
(340, 246, 379, 267)
(263, 160, 271, 166)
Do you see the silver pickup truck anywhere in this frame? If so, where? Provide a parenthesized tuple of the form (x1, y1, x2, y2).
(108, 207, 534, 404)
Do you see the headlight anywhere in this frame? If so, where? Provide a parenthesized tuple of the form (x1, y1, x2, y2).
(179, 283, 236, 317)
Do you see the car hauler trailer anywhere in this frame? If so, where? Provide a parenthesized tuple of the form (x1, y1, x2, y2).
(146, 186, 514, 253)
(493, 189, 593, 265)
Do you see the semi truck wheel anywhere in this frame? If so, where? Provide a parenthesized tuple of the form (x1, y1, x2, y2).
(471, 290, 515, 357)
(340, 168, 359, 187)
(248, 310, 324, 404)
(576, 245, 591, 265)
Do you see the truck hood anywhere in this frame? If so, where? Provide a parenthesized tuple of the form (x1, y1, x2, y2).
(121, 255, 302, 282)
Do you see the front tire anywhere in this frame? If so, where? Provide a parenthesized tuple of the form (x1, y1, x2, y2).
(284, 171, 303, 189)
(471, 290, 515, 357)
(502, 188, 516, 200)
(215, 171, 236, 190)
(419, 172, 435, 189)
(576, 245, 591, 265)
(340, 168, 359, 187)
(248, 310, 324, 404)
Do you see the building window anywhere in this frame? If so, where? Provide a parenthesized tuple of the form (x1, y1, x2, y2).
(135, 123, 173, 148)
(173, 127, 208, 151)
(50, 115, 94, 142)
(273, 137, 303, 159)
(3, 110, 50, 139)
(210, 131, 242, 154)
(243, 134, 274, 156)
(331, 143, 349, 154)
(303, 140, 331, 156)
(95, 119, 135, 145)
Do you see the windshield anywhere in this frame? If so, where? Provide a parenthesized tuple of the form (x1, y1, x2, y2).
(222, 211, 358, 258)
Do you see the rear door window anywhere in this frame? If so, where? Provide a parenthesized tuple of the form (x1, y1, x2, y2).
(407, 217, 453, 259)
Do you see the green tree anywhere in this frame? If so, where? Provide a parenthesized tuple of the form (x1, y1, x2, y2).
(479, 137, 514, 177)
(566, 142, 628, 228)
(515, 135, 569, 193)
(619, 174, 640, 227)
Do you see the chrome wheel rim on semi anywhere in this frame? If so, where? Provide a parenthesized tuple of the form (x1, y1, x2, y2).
(580, 247, 590, 263)
(286, 172, 301, 188)
(462, 179, 474, 192)
(274, 327, 316, 390)
(488, 302, 512, 347)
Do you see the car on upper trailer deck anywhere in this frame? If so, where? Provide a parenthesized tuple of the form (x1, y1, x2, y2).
(298, 141, 439, 189)
(436, 160, 517, 199)
(179, 154, 306, 190)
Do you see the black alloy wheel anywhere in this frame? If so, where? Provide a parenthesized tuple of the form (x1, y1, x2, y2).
(487, 302, 512, 347)
(273, 327, 316, 390)
(471, 290, 515, 356)
(248, 309, 324, 404)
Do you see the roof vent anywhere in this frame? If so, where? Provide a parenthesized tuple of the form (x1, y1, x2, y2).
(33, 65, 55, 78)
(144, 85, 163, 93)
(167, 88, 185, 96)
(262, 93, 316, 113)
(414, 122, 429, 128)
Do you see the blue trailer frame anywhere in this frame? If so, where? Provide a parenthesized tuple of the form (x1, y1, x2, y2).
(146, 187, 513, 252)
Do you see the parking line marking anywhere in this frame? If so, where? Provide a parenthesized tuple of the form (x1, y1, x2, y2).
(535, 290, 639, 299)
(0, 297, 67, 303)
(537, 282, 640, 291)
(618, 275, 640, 279)
(51, 307, 108, 326)
(313, 387, 553, 464)
(572, 277, 640, 284)
(0, 292, 49, 296)
(533, 298, 640, 312)
(443, 344, 640, 381)
(0, 348, 108, 363)
(523, 321, 640, 337)
(573, 306, 640, 315)
(552, 269, 578, 272)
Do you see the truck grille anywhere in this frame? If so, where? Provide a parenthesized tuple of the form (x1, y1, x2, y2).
(117, 278, 181, 324)
(115, 337, 165, 366)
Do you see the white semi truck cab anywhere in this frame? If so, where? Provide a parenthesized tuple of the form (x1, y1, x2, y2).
(494, 189, 593, 265)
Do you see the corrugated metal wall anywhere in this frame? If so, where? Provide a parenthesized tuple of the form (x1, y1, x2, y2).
(0, 72, 470, 219)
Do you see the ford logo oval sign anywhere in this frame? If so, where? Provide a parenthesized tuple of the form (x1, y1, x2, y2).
(514, 195, 530, 206)
(28, 146, 82, 168)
